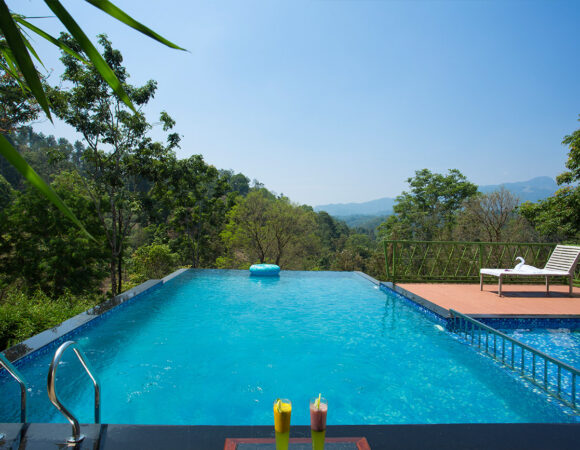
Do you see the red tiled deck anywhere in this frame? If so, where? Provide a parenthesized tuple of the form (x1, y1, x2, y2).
(396, 283, 580, 318)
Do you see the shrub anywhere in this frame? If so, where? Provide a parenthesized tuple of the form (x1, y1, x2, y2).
(129, 243, 178, 283)
(0, 289, 98, 350)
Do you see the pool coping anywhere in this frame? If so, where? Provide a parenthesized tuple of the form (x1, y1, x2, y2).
(0, 423, 578, 450)
(2, 268, 189, 363)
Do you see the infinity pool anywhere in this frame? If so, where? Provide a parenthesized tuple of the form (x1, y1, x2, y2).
(0, 270, 575, 424)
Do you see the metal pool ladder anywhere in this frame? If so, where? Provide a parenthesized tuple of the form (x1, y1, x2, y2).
(47, 341, 101, 443)
(0, 353, 28, 440)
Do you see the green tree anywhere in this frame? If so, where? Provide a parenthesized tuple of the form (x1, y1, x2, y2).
(0, 174, 14, 273)
(0, 171, 107, 296)
(268, 200, 317, 266)
(222, 189, 275, 265)
(2, 127, 83, 190)
(0, 53, 40, 134)
(49, 35, 179, 296)
(558, 117, 580, 185)
(315, 211, 350, 252)
(378, 169, 478, 240)
(519, 187, 580, 242)
(220, 170, 251, 197)
(519, 117, 580, 242)
(454, 188, 536, 242)
(129, 243, 177, 283)
(221, 190, 317, 268)
(0, 172, 13, 211)
(153, 155, 228, 268)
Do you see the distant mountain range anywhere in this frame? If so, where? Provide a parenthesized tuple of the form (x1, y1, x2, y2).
(314, 176, 558, 218)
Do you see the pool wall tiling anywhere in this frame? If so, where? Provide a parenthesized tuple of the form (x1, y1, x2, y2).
(478, 317, 580, 330)
(379, 281, 448, 324)
(1, 268, 189, 367)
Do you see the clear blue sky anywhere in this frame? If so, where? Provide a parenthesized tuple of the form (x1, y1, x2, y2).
(10, 0, 580, 206)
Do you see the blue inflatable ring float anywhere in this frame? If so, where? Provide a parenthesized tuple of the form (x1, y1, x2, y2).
(249, 264, 280, 276)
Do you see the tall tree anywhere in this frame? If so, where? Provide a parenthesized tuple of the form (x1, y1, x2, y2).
(220, 170, 251, 197)
(454, 188, 536, 242)
(519, 116, 580, 242)
(153, 155, 228, 268)
(0, 53, 40, 134)
(221, 190, 316, 267)
(49, 34, 179, 296)
(0, 171, 107, 296)
(222, 189, 275, 265)
(378, 169, 477, 240)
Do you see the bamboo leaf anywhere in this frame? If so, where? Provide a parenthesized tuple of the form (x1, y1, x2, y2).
(44, 0, 136, 113)
(0, 135, 95, 241)
(0, 0, 52, 119)
(0, 46, 20, 74)
(19, 30, 47, 70)
(15, 16, 89, 64)
(0, 59, 28, 91)
(85, 0, 186, 51)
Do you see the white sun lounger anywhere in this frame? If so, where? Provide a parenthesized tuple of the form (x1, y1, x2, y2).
(480, 245, 580, 297)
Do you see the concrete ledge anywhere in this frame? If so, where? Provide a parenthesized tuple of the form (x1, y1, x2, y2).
(162, 268, 189, 284)
(354, 271, 381, 285)
(0, 423, 578, 450)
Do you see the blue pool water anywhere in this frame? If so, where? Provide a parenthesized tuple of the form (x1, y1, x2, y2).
(0, 270, 576, 425)
(501, 328, 580, 369)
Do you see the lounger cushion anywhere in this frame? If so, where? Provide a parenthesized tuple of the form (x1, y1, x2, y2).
(480, 268, 569, 277)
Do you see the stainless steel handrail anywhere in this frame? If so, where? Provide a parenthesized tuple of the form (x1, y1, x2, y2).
(0, 353, 28, 423)
(47, 341, 101, 443)
(449, 309, 579, 411)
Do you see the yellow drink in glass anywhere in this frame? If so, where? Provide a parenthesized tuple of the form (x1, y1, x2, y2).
(274, 398, 292, 450)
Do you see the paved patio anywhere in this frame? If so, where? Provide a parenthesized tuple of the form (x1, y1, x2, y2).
(395, 282, 580, 318)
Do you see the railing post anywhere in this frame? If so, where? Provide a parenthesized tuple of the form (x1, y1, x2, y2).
(392, 241, 397, 284)
(448, 309, 579, 412)
(383, 240, 390, 282)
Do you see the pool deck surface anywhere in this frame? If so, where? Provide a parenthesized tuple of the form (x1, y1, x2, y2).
(394, 282, 580, 318)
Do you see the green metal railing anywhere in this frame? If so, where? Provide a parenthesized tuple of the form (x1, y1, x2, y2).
(449, 310, 579, 412)
(382, 240, 580, 285)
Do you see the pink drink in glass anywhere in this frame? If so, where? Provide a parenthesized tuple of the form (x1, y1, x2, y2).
(309, 397, 327, 450)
